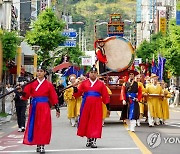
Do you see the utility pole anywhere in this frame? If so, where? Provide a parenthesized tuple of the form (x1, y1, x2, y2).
(79, 27, 81, 49)
(0, 40, 2, 83)
(48, 0, 51, 8)
(81, 31, 84, 52)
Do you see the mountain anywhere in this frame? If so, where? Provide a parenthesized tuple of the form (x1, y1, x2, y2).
(57, 0, 136, 50)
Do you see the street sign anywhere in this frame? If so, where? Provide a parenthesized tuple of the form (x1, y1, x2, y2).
(62, 30, 77, 38)
(60, 40, 76, 47)
(81, 57, 92, 66)
(159, 18, 166, 34)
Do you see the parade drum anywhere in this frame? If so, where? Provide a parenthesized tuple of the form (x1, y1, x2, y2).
(104, 36, 135, 72)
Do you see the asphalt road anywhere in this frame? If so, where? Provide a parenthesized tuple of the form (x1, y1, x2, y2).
(0, 107, 180, 154)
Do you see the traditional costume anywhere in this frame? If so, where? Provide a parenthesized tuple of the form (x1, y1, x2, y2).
(22, 66, 60, 153)
(120, 70, 142, 132)
(136, 80, 146, 126)
(102, 86, 112, 120)
(73, 67, 110, 148)
(95, 39, 107, 64)
(160, 82, 171, 123)
(95, 39, 108, 74)
(146, 74, 163, 126)
(64, 74, 82, 127)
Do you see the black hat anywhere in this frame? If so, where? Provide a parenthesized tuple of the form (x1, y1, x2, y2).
(37, 65, 46, 71)
(90, 66, 98, 72)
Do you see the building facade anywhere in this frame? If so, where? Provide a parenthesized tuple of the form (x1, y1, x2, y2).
(136, 0, 177, 47)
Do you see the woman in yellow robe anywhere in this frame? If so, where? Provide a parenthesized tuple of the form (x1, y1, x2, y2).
(99, 77, 112, 126)
(145, 74, 163, 126)
(160, 81, 171, 122)
(102, 86, 112, 119)
(135, 75, 146, 126)
(64, 75, 82, 127)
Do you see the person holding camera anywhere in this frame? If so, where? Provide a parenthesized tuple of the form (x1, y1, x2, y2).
(14, 85, 27, 132)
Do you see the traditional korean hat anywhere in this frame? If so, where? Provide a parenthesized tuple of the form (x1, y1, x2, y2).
(89, 66, 98, 72)
(139, 63, 148, 67)
(68, 74, 77, 81)
(94, 38, 105, 48)
(150, 73, 158, 78)
(128, 70, 139, 76)
(37, 65, 46, 72)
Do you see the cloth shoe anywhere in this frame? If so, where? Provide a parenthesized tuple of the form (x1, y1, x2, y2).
(21, 127, 25, 132)
(91, 138, 97, 148)
(86, 138, 92, 147)
(136, 119, 141, 127)
(36, 145, 40, 152)
(40, 145, 45, 153)
(130, 120, 136, 132)
(70, 118, 76, 127)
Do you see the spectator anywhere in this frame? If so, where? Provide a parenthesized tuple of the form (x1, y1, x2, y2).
(14, 86, 27, 132)
(174, 87, 179, 107)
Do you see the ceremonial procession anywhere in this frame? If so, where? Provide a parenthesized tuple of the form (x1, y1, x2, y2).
(0, 0, 180, 154)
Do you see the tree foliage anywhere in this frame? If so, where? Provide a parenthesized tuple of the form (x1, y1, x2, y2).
(0, 30, 20, 70)
(54, 46, 85, 66)
(25, 8, 66, 64)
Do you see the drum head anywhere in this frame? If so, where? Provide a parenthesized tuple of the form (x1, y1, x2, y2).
(104, 37, 135, 72)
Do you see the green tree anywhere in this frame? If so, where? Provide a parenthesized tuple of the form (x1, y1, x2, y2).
(162, 20, 180, 76)
(0, 30, 20, 70)
(55, 46, 85, 66)
(0, 30, 20, 113)
(25, 8, 66, 65)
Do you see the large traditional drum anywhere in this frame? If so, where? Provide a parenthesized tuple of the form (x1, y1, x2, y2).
(103, 36, 135, 72)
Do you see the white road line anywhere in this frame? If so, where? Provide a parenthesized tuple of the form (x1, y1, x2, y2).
(0, 147, 139, 153)
(166, 124, 180, 128)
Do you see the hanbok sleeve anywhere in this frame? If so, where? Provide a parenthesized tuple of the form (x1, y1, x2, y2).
(120, 84, 126, 101)
(48, 83, 58, 106)
(73, 82, 84, 98)
(101, 83, 110, 104)
(22, 84, 31, 100)
(137, 85, 142, 101)
(96, 49, 107, 63)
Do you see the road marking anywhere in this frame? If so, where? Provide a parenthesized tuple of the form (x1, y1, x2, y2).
(116, 111, 151, 154)
(166, 124, 180, 128)
(0, 147, 139, 153)
(124, 124, 152, 154)
(170, 109, 180, 112)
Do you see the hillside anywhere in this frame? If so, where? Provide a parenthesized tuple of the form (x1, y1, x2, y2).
(57, 0, 136, 50)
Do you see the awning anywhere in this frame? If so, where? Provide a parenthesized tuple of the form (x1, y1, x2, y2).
(53, 62, 72, 72)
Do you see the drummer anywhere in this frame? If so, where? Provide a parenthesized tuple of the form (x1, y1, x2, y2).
(95, 38, 107, 74)
(145, 74, 163, 127)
